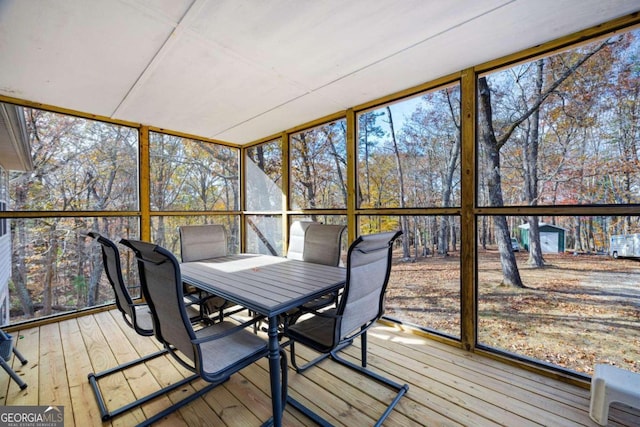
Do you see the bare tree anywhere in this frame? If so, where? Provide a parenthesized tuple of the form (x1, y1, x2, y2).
(437, 88, 461, 256)
(478, 40, 611, 286)
(386, 106, 410, 258)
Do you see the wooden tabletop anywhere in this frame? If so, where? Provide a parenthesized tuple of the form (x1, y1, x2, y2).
(180, 254, 346, 317)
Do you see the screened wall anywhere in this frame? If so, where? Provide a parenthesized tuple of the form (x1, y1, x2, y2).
(2, 17, 638, 382)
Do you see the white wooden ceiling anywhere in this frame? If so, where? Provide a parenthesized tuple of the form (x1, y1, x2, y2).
(0, 0, 638, 144)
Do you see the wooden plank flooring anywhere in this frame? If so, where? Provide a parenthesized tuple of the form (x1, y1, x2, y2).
(1, 309, 639, 427)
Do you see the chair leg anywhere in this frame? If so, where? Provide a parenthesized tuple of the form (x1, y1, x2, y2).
(0, 335, 28, 390)
(11, 346, 28, 366)
(361, 331, 367, 367)
(330, 351, 408, 426)
(0, 357, 27, 390)
(286, 396, 333, 427)
(288, 338, 408, 427)
(136, 378, 228, 427)
(289, 341, 331, 373)
(88, 348, 200, 422)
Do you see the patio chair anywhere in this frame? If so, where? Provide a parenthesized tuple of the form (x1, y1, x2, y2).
(284, 222, 346, 325)
(87, 232, 200, 422)
(284, 230, 408, 427)
(178, 224, 239, 322)
(285, 220, 314, 261)
(120, 238, 287, 427)
(286, 220, 345, 266)
(0, 329, 28, 390)
(302, 222, 346, 267)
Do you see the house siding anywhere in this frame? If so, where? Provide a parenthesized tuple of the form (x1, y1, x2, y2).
(0, 167, 9, 325)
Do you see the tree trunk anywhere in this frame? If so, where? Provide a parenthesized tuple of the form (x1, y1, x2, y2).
(326, 129, 348, 206)
(478, 77, 524, 287)
(386, 106, 410, 258)
(298, 134, 317, 209)
(86, 218, 103, 307)
(438, 91, 461, 255)
(437, 216, 449, 255)
(42, 225, 58, 316)
(480, 216, 488, 250)
(11, 185, 35, 317)
(525, 60, 545, 267)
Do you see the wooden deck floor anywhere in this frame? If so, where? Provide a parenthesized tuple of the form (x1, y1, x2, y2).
(1, 309, 638, 427)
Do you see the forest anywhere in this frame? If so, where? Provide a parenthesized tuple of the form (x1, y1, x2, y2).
(5, 28, 639, 331)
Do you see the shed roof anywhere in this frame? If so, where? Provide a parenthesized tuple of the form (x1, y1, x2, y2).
(518, 222, 568, 232)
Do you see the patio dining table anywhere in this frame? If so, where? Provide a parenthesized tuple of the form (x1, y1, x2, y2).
(180, 253, 346, 427)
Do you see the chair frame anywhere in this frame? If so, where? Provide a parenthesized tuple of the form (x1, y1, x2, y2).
(178, 224, 243, 323)
(0, 329, 27, 390)
(86, 232, 199, 422)
(122, 238, 288, 427)
(282, 222, 346, 327)
(284, 230, 408, 427)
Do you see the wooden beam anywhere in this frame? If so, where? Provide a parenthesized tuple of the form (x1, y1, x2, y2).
(346, 108, 357, 242)
(460, 68, 476, 351)
(282, 132, 290, 253)
(139, 126, 151, 241)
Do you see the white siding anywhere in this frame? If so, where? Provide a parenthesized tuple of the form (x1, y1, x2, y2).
(0, 232, 9, 325)
(0, 166, 9, 325)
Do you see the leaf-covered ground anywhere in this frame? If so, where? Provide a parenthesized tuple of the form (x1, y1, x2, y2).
(386, 250, 640, 375)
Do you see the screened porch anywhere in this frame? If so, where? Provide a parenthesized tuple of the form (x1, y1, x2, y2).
(1, 2, 640, 426)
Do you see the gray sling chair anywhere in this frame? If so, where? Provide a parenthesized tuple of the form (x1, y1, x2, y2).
(87, 232, 201, 422)
(283, 222, 347, 326)
(120, 238, 288, 427)
(283, 230, 408, 427)
(178, 224, 241, 323)
(0, 329, 28, 390)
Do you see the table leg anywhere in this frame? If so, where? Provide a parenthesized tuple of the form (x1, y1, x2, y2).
(267, 315, 283, 427)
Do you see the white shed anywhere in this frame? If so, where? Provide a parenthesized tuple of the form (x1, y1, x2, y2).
(518, 222, 567, 253)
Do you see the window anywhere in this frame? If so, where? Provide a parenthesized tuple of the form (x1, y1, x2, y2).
(357, 86, 461, 209)
(477, 215, 640, 374)
(8, 108, 139, 323)
(245, 214, 282, 256)
(148, 132, 240, 261)
(290, 121, 347, 210)
(245, 139, 282, 211)
(355, 85, 462, 339)
(477, 31, 640, 208)
(361, 215, 461, 338)
(10, 109, 138, 211)
(149, 132, 239, 211)
(475, 29, 640, 374)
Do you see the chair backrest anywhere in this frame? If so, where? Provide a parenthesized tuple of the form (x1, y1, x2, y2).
(286, 221, 346, 266)
(88, 232, 142, 332)
(179, 224, 227, 262)
(337, 230, 402, 340)
(120, 239, 197, 364)
(303, 223, 346, 266)
(286, 220, 314, 261)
